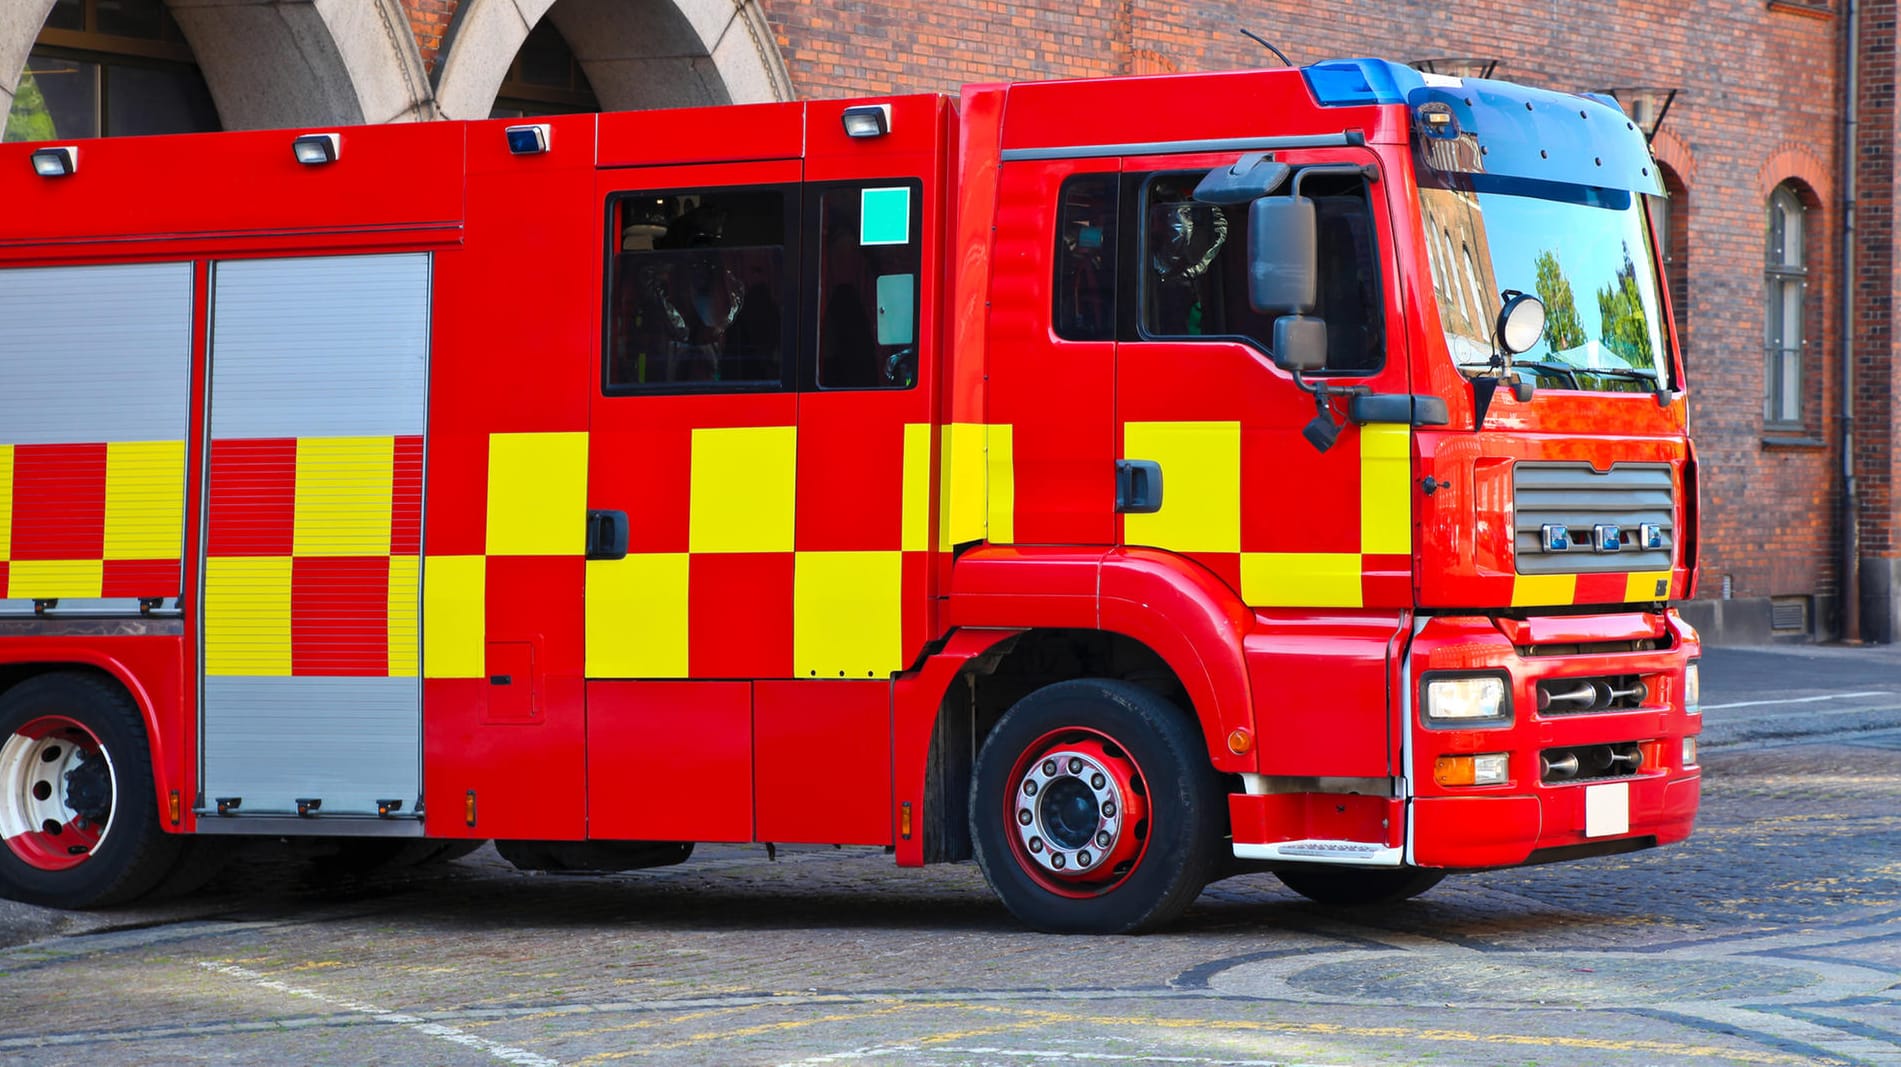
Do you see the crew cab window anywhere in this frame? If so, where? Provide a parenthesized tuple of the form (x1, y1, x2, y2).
(1137, 170, 1383, 372)
(1054, 174, 1118, 340)
(605, 187, 794, 391)
(813, 181, 922, 389)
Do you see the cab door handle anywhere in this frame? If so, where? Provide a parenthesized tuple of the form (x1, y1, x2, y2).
(585, 509, 629, 560)
(1115, 460, 1163, 514)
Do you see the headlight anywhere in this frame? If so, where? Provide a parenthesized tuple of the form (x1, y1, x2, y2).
(1423, 674, 1511, 725)
(1684, 661, 1700, 715)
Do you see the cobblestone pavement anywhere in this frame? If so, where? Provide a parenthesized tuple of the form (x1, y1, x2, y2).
(0, 647, 1895, 1066)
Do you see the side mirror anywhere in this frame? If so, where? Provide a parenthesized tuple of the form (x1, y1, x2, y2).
(1248, 196, 1317, 314)
(1496, 291, 1546, 355)
(1272, 314, 1328, 373)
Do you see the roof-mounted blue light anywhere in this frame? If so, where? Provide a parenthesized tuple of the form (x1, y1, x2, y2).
(1302, 59, 1423, 107)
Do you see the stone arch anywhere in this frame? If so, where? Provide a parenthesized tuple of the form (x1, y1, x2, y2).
(166, 0, 435, 129)
(434, 0, 792, 122)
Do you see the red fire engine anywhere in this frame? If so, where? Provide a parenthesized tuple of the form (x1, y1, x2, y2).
(0, 57, 1700, 933)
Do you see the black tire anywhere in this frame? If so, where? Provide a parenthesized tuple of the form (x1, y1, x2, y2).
(0, 672, 182, 908)
(1275, 866, 1446, 907)
(969, 679, 1224, 934)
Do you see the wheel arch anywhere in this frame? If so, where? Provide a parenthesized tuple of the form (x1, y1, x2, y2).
(0, 651, 178, 818)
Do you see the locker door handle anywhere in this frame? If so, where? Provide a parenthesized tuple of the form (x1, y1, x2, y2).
(585, 509, 629, 560)
(1116, 460, 1163, 514)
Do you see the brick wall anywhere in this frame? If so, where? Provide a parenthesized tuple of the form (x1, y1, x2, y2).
(405, 0, 456, 75)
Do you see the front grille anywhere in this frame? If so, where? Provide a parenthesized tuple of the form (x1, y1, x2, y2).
(1514, 462, 1674, 575)
(1539, 742, 1644, 783)
(1536, 674, 1650, 714)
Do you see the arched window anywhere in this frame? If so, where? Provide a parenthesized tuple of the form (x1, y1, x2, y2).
(4, 0, 218, 142)
(1764, 184, 1809, 427)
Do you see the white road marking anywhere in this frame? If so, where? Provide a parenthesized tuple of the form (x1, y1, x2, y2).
(783, 1048, 1338, 1066)
(1701, 691, 1892, 711)
(197, 961, 561, 1066)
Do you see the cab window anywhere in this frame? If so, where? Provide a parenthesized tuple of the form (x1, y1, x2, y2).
(1136, 169, 1384, 372)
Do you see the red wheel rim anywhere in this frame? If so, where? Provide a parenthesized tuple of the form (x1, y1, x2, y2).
(1002, 727, 1152, 898)
(0, 716, 114, 872)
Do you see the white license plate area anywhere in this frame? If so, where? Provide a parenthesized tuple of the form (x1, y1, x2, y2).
(1584, 781, 1630, 837)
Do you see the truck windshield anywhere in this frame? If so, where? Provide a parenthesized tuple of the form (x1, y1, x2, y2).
(1418, 177, 1666, 393)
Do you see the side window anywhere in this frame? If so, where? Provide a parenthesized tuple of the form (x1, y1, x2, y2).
(813, 181, 922, 390)
(1054, 174, 1118, 340)
(1137, 170, 1384, 372)
(605, 187, 792, 391)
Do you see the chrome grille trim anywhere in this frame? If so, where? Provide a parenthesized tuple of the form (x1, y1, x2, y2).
(1514, 462, 1674, 575)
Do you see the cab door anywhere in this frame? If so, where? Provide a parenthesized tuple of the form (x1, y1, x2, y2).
(1111, 145, 1413, 779)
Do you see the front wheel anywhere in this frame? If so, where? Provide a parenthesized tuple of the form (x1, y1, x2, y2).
(1275, 866, 1445, 907)
(970, 679, 1224, 934)
(0, 673, 181, 907)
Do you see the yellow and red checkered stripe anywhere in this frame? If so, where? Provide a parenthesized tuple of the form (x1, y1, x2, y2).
(202, 435, 421, 678)
(421, 422, 1015, 683)
(0, 440, 185, 602)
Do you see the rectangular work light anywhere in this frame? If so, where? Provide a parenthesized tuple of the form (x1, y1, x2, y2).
(30, 146, 77, 177)
(505, 123, 551, 154)
(841, 104, 892, 138)
(292, 133, 341, 165)
(1422, 674, 1511, 725)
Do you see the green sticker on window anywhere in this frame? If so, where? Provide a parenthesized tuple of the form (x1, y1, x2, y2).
(860, 187, 911, 246)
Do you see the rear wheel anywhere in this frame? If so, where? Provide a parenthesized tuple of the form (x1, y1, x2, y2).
(970, 679, 1223, 934)
(1276, 866, 1445, 907)
(0, 673, 180, 907)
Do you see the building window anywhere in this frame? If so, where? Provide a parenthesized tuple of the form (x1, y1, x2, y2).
(492, 17, 599, 118)
(1764, 184, 1808, 428)
(5, 0, 218, 141)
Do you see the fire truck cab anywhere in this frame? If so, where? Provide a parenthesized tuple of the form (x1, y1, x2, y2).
(0, 58, 1699, 933)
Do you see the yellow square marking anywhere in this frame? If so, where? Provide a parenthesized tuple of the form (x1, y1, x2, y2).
(294, 436, 394, 557)
(795, 550, 902, 678)
(902, 423, 931, 553)
(689, 426, 795, 554)
(1624, 570, 1673, 603)
(1359, 424, 1412, 555)
(7, 559, 104, 601)
(1124, 421, 1240, 554)
(104, 440, 186, 561)
(0, 445, 12, 562)
(204, 556, 290, 676)
(940, 422, 987, 550)
(487, 432, 588, 556)
(586, 553, 688, 678)
(1512, 573, 1578, 607)
(1241, 552, 1362, 607)
(986, 424, 1015, 545)
(422, 554, 485, 679)
(387, 554, 419, 678)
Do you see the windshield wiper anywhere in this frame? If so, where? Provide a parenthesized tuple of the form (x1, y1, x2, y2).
(1515, 361, 1659, 389)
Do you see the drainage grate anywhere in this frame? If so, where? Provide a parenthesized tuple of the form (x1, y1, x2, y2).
(1770, 598, 1808, 633)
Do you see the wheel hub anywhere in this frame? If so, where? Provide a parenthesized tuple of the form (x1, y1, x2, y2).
(1012, 738, 1145, 881)
(0, 717, 114, 871)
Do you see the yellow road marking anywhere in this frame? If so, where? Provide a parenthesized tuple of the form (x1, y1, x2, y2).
(575, 1003, 915, 1062)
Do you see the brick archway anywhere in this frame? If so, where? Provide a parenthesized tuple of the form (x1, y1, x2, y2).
(433, 0, 792, 122)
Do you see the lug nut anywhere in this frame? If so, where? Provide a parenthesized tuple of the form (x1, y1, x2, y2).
(1068, 757, 1084, 774)
(1050, 853, 1066, 869)
(1102, 801, 1116, 817)
(1091, 773, 1106, 789)
(1042, 759, 1058, 776)
(1096, 831, 1112, 848)
(1029, 837, 1044, 853)
(1077, 850, 1092, 866)
(1023, 779, 1038, 796)
(1017, 808, 1033, 825)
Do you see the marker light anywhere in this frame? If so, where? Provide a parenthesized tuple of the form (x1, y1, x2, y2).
(1684, 662, 1700, 715)
(841, 104, 892, 138)
(30, 146, 77, 177)
(505, 123, 551, 155)
(1424, 675, 1510, 724)
(1435, 753, 1509, 787)
(1682, 736, 1698, 768)
(292, 133, 340, 165)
